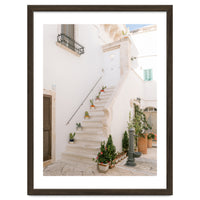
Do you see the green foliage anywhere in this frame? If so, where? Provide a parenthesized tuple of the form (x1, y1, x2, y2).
(101, 86, 107, 90)
(85, 111, 89, 117)
(93, 135, 117, 164)
(132, 103, 152, 137)
(122, 131, 129, 152)
(106, 135, 117, 164)
(93, 141, 110, 164)
(76, 123, 82, 128)
(147, 133, 155, 140)
(69, 132, 76, 140)
(90, 99, 94, 106)
(96, 92, 101, 99)
(127, 111, 134, 129)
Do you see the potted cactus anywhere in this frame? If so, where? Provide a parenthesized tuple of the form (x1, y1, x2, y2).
(100, 86, 106, 93)
(69, 132, 76, 144)
(76, 123, 82, 131)
(95, 92, 101, 102)
(84, 111, 90, 119)
(90, 99, 95, 110)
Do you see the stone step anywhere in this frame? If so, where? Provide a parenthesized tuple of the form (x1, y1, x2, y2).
(82, 121, 103, 128)
(62, 151, 96, 164)
(66, 143, 100, 155)
(87, 113, 105, 118)
(89, 105, 105, 110)
(76, 129, 104, 135)
(93, 101, 107, 106)
(79, 127, 103, 133)
(75, 136, 106, 145)
(88, 108, 105, 113)
(83, 117, 105, 123)
(76, 132, 105, 141)
(96, 95, 111, 100)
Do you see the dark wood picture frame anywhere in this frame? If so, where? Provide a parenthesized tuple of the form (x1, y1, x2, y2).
(28, 5, 173, 195)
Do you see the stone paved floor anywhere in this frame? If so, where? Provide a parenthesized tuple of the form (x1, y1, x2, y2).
(44, 147, 157, 176)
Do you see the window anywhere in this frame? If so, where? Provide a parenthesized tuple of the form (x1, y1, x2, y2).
(143, 69, 153, 81)
(144, 107, 157, 112)
(61, 24, 75, 51)
(57, 24, 85, 55)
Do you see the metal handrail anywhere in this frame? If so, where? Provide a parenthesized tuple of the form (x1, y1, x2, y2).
(66, 76, 103, 125)
(57, 33, 85, 55)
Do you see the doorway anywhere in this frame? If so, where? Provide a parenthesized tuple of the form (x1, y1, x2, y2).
(43, 95, 52, 162)
(103, 48, 120, 87)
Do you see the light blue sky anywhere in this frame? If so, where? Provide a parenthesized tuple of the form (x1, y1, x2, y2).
(126, 24, 151, 31)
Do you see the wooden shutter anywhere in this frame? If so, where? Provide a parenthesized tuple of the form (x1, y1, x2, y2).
(43, 96, 52, 162)
(61, 24, 74, 39)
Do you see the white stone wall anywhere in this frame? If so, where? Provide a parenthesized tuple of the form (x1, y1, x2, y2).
(130, 26, 157, 81)
(105, 69, 144, 152)
(44, 24, 108, 160)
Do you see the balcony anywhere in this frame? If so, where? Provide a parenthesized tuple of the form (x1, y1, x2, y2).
(57, 33, 85, 55)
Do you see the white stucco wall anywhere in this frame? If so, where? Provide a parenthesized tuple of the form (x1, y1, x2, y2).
(43, 24, 108, 160)
(130, 26, 157, 81)
(105, 69, 144, 152)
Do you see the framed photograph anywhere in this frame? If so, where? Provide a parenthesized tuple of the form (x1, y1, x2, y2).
(28, 5, 173, 195)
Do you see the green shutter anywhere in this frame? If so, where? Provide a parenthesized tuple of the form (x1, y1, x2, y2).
(144, 70, 147, 81)
(149, 69, 152, 81)
(143, 69, 153, 81)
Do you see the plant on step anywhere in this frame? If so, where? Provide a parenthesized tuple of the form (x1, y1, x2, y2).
(93, 141, 110, 164)
(100, 85, 106, 93)
(69, 132, 76, 142)
(106, 135, 117, 165)
(84, 111, 90, 119)
(90, 99, 95, 108)
(76, 123, 82, 131)
(95, 92, 101, 101)
(122, 130, 129, 153)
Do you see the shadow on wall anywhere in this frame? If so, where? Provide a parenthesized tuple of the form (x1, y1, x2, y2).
(130, 40, 139, 69)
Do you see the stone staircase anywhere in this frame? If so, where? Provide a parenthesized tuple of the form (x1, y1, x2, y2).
(62, 87, 115, 164)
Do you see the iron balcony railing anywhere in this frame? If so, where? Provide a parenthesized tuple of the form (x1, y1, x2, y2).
(57, 33, 85, 55)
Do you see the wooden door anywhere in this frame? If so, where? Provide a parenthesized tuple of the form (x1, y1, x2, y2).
(43, 95, 52, 162)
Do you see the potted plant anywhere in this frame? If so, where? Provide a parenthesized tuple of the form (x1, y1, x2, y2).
(114, 152, 121, 164)
(122, 130, 129, 155)
(84, 111, 90, 119)
(95, 92, 101, 102)
(93, 141, 110, 173)
(132, 103, 152, 154)
(90, 99, 95, 110)
(100, 86, 106, 93)
(76, 123, 82, 131)
(147, 132, 155, 148)
(106, 135, 117, 169)
(69, 132, 76, 144)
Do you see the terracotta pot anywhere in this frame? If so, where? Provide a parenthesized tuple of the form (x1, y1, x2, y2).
(147, 138, 152, 148)
(138, 133, 148, 154)
(97, 163, 109, 173)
